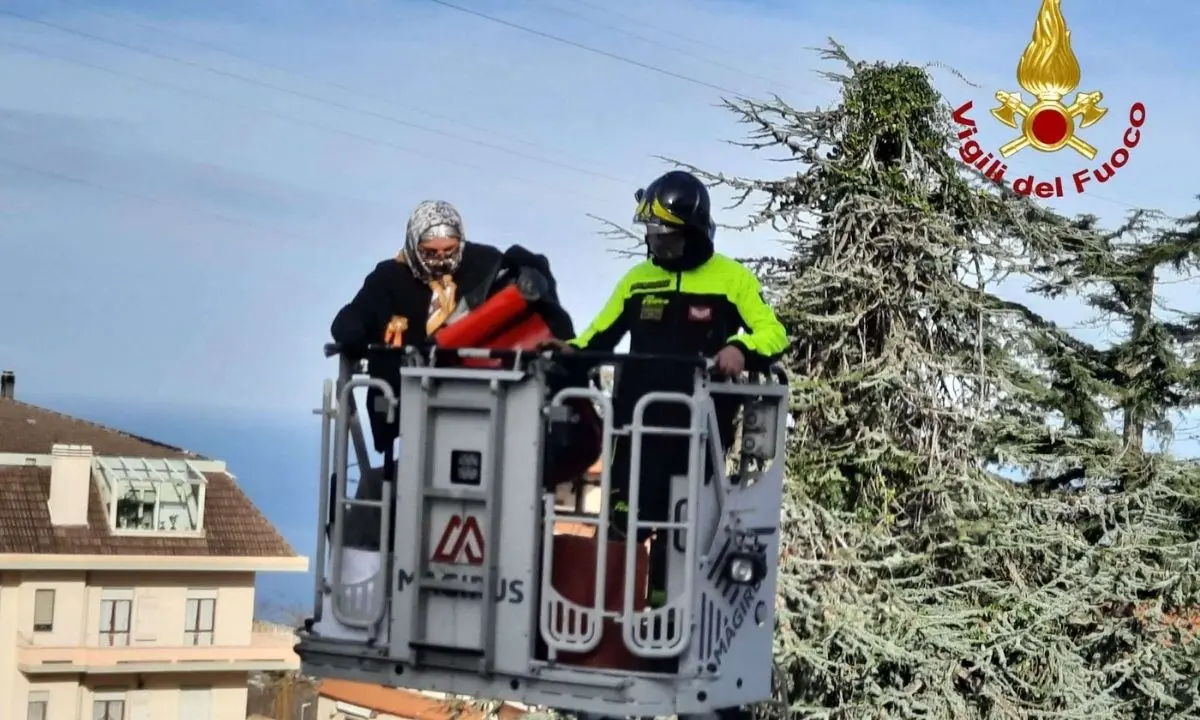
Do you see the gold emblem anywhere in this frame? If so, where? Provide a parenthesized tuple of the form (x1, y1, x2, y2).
(990, 0, 1107, 159)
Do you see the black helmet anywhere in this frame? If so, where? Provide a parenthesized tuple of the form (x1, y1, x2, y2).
(633, 170, 716, 269)
(634, 170, 715, 238)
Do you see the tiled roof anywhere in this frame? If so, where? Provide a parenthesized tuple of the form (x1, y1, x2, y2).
(0, 398, 202, 458)
(0, 397, 295, 558)
(0, 466, 295, 557)
(318, 680, 525, 720)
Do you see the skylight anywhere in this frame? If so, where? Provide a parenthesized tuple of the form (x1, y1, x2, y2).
(93, 456, 207, 534)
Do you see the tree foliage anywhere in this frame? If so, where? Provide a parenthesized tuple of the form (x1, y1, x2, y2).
(676, 41, 1200, 719)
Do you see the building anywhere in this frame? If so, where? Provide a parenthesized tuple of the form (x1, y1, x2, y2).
(316, 679, 525, 720)
(553, 458, 602, 515)
(0, 373, 308, 720)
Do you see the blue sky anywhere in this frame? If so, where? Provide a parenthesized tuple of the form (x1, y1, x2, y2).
(0, 0, 1197, 450)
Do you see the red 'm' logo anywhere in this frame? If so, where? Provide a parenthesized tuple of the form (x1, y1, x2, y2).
(431, 515, 484, 565)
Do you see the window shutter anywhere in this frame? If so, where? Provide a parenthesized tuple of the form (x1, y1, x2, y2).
(127, 692, 151, 720)
(179, 688, 212, 720)
(99, 601, 114, 633)
(33, 589, 55, 630)
(134, 594, 159, 643)
(114, 601, 131, 633)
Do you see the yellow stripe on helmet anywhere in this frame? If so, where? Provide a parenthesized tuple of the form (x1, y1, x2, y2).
(634, 197, 685, 225)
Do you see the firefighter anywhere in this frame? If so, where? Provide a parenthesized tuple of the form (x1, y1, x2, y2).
(552, 169, 788, 603)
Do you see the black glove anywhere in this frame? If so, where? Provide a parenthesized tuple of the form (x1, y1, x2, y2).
(502, 245, 558, 301)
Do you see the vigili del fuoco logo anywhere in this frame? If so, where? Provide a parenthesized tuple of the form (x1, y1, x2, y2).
(951, 0, 1146, 198)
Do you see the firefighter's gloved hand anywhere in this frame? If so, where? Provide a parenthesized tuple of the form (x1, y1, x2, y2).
(714, 344, 746, 376)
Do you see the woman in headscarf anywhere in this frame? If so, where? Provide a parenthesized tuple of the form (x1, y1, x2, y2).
(318, 200, 596, 643)
(332, 199, 569, 352)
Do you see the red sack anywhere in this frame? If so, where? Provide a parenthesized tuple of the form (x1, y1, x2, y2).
(433, 283, 603, 488)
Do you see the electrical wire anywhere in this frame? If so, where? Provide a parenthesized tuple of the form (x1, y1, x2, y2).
(517, 0, 798, 94)
(1, 5, 1142, 212)
(0, 38, 618, 206)
(0, 8, 633, 188)
(422, 0, 742, 96)
(0, 155, 329, 244)
(418, 0, 1140, 211)
(557, 0, 785, 60)
(50, 0, 604, 169)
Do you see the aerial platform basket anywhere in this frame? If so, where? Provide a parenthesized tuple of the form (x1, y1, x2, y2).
(296, 342, 789, 719)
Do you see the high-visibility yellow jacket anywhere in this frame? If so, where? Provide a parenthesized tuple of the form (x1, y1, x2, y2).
(569, 252, 787, 365)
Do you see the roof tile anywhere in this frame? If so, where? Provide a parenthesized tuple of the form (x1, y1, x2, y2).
(0, 398, 201, 458)
(0, 397, 295, 558)
(318, 680, 525, 720)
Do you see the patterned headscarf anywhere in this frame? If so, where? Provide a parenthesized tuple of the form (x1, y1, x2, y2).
(401, 200, 466, 282)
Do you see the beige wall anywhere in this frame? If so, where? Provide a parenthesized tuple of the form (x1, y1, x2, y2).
(15, 673, 248, 720)
(0, 569, 260, 720)
(1, 570, 256, 647)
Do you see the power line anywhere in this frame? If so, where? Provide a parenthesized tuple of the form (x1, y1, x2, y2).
(531, 2, 1143, 212)
(419, 1, 1139, 212)
(557, 0, 769, 58)
(52, 0, 604, 170)
(0, 8, 631, 187)
(0, 155, 329, 244)
(0, 38, 617, 205)
(0, 8, 1139, 216)
(423, 0, 742, 96)
(524, 0, 796, 93)
(556, 0, 812, 83)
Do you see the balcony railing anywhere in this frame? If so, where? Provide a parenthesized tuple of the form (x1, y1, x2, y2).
(16, 630, 298, 674)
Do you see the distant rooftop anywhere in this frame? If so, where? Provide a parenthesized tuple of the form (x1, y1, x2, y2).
(0, 394, 204, 459)
(0, 395, 296, 559)
(318, 680, 526, 720)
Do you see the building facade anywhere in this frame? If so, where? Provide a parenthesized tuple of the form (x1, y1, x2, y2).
(0, 377, 307, 720)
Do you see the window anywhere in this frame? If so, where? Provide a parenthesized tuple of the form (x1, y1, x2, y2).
(99, 598, 132, 647)
(26, 692, 48, 720)
(184, 596, 215, 645)
(94, 457, 207, 534)
(92, 697, 124, 720)
(33, 589, 55, 632)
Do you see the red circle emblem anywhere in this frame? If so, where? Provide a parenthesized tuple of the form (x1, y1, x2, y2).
(1030, 107, 1069, 146)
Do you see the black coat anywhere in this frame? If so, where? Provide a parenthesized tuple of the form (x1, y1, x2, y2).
(330, 243, 574, 453)
(328, 244, 588, 549)
(331, 243, 571, 351)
